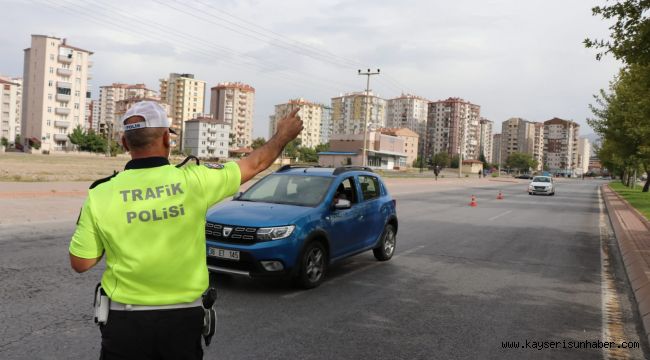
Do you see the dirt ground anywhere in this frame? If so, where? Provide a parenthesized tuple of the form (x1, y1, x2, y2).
(0, 152, 189, 182)
(0, 152, 522, 226)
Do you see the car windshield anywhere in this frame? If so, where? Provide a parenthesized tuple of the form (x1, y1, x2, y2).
(239, 174, 334, 207)
(532, 177, 550, 183)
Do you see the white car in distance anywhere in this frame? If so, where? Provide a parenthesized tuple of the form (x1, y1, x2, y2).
(528, 176, 555, 196)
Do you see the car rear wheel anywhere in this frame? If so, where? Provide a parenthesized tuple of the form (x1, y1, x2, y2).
(373, 224, 396, 261)
(295, 241, 327, 289)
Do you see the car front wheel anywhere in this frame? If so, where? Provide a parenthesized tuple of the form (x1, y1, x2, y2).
(373, 224, 396, 261)
(295, 241, 327, 289)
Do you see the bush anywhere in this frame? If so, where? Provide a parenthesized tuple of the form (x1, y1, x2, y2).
(491, 172, 499, 178)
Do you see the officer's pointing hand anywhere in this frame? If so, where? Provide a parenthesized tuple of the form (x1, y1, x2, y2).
(276, 108, 303, 142)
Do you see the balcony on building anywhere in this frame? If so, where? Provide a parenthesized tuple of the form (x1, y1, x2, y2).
(56, 93, 71, 102)
(56, 68, 73, 77)
(54, 120, 71, 128)
(88, 60, 94, 67)
(207, 145, 215, 150)
(58, 54, 73, 64)
(87, 73, 93, 80)
(207, 127, 217, 134)
(55, 107, 71, 115)
(53, 134, 69, 141)
(57, 81, 72, 89)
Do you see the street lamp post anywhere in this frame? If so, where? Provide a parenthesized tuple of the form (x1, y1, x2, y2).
(358, 68, 380, 167)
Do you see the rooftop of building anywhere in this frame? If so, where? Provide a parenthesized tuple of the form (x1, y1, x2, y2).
(377, 127, 420, 137)
(211, 82, 255, 92)
(101, 83, 153, 90)
(332, 91, 383, 99)
(186, 116, 229, 125)
(388, 93, 430, 102)
(0, 78, 20, 86)
(26, 35, 94, 54)
(544, 117, 580, 127)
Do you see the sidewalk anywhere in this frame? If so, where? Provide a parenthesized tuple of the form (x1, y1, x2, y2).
(602, 184, 650, 344)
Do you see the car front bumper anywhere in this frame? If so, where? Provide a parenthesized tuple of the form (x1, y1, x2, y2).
(529, 187, 552, 194)
(206, 237, 299, 278)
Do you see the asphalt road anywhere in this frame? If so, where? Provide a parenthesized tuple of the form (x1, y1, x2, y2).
(0, 179, 647, 359)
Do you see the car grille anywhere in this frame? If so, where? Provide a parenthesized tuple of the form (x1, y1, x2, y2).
(534, 186, 547, 190)
(206, 222, 258, 245)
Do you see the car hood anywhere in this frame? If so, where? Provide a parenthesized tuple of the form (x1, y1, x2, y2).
(530, 181, 552, 186)
(207, 200, 316, 227)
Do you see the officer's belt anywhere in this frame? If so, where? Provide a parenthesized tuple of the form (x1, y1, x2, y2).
(109, 298, 203, 311)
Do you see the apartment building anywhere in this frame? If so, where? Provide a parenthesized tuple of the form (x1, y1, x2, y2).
(378, 127, 419, 167)
(91, 99, 100, 131)
(320, 105, 332, 145)
(160, 73, 206, 144)
(0, 76, 22, 144)
(85, 100, 93, 130)
(531, 122, 544, 171)
(385, 94, 428, 153)
(331, 91, 386, 135)
(268, 98, 323, 148)
(578, 137, 591, 175)
(210, 82, 254, 149)
(427, 97, 481, 160)
(21, 35, 93, 152)
(183, 116, 230, 159)
(492, 133, 502, 166)
(543, 118, 580, 176)
(98, 83, 156, 134)
(478, 118, 493, 163)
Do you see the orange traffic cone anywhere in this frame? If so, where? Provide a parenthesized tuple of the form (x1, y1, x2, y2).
(497, 191, 504, 200)
(469, 195, 478, 207)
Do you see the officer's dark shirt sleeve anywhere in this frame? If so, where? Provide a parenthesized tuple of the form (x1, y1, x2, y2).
(69, 197, 104, 259)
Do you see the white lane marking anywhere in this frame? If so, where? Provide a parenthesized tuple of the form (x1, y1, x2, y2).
(282, 245, 426, 299)
(598, 187, 630, 360)
(488, 210, 512, 221)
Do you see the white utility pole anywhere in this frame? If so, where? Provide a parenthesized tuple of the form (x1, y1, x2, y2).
(358, 68, 380, 167)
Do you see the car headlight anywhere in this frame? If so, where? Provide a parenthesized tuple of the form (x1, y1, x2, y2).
(257, 225, 295, 240)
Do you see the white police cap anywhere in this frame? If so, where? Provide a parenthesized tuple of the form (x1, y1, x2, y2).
(122, 101, 177, 134)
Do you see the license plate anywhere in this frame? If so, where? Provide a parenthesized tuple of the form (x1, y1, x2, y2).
(208, 247, 240, 261)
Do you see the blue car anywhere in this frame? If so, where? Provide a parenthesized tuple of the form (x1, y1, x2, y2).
(205, 165, 398, 288)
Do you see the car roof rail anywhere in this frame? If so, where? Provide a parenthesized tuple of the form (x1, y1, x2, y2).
(276, 164, 322, 172)
(332, 166, 374, 175)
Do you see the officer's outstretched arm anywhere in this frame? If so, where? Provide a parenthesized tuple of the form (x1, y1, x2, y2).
(69, 253, 102, 273)
(237, 108, 303, 184)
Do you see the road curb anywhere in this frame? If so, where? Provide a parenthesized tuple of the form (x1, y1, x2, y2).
(602, 184, 650, 345)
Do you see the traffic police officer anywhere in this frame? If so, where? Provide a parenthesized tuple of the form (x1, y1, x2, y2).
(68, 101, 302, 359)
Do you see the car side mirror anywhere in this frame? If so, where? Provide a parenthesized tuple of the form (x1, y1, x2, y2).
(334, 199, 352, 210)
(233, 192, 243, 200)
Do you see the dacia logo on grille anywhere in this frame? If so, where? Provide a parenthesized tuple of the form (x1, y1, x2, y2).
(223, 227, 233, 237)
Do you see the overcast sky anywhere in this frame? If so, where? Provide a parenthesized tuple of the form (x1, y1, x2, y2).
(1, 0, 620, 138)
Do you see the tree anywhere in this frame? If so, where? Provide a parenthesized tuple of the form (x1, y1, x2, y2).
(251, 137, 266, 150)
(479, 152, 488, 169)
(67, 126, 107, 153)
(314, 143, 330, 153)
(431, 152, 450, 169)
(15, 134, 21, 146)
(283, 139, 301, 159)
(585, 0, 650, 65)
(297, 147, 318, 163)
(589, 64, 650, 191)
(449, 155, 459, 169)
(228, 133, 236, 148)
(0, 137, 7, 147)
(505, 152, 537, 173)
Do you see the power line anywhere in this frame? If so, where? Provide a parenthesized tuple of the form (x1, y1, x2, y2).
(39, 0, 350, 97)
